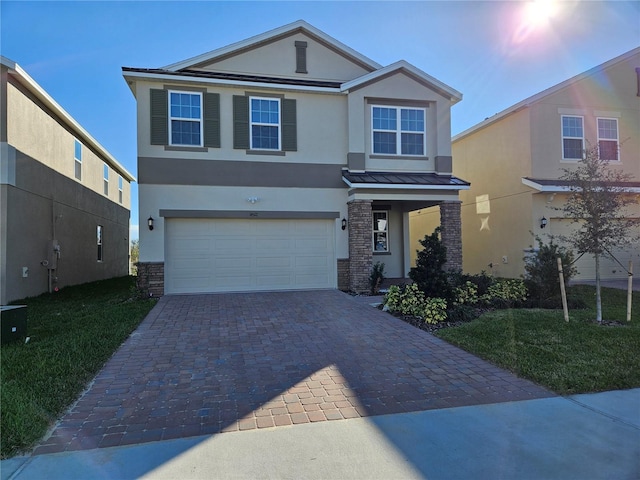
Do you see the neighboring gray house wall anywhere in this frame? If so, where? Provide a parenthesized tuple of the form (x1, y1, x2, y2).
(0, 57, 135, 304)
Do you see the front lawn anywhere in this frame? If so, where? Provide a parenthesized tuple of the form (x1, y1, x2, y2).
(435, 285, 640, 395)
(1, 276, 156, 458)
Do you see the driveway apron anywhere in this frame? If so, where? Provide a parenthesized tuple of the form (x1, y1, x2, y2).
(34, 290, 554, 454)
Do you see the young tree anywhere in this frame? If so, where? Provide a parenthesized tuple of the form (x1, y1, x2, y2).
(409, 227, 453, 301)
(558, 145, 639, 322)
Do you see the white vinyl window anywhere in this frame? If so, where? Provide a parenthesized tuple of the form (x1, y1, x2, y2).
(372, 106, 426, 156)
(118, 176, 123, 204)
(103, 163, 109, 196)
(169, 91, 203, 146)
(561, 115, 584, 160)
(597, 117, 619, 161)
(250, 97, 281, 150)
(372, 210, 389, 253)
(74, 139, 82, 181)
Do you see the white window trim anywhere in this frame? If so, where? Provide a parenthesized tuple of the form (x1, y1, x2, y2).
(118, 176, 123, 203)
(103, 163, 109, 196)
(168, 90, 204, 147)
(561, 115, 584, 161)
(596, 117, 621, 163)
(371, 105, 427, 156)
(74, 139, 82, 180)
(372, 210, 390, 253)
(249, 96, 281, 151)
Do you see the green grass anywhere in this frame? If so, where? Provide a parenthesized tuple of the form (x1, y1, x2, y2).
(1, 276, 156, 458)
(437, 285, 640, 395)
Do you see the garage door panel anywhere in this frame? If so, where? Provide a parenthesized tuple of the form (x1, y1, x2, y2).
(165, 218, 336, 294)
(256, 256, 292, 268)
(214, 238, 254, 250)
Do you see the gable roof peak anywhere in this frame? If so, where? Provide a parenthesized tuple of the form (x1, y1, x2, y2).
(341, 59, 463, 104)
(163, 20, 382, 72)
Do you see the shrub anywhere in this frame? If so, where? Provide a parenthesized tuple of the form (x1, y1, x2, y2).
(369, 262, 385, 295)
(524, 237, 577, 305)
(383, 284, 448, 324)
(454, 281, 479, 306)
(422, 297, 448, 324)
(383, 285, 402, 312)
(447, 304, 481, 323)
(409, 228, 453, 301)
(481, 278, 528, 307)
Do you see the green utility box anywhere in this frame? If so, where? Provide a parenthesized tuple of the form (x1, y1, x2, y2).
(1, 305, 27, 345)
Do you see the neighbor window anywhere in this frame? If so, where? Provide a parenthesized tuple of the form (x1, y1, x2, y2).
(103, 163, 109, 195)
(74, 139, 82, 180)
(118, 176, 123, 204)
(250, 97, 281, 150)
(372, 211, 389, 253)
(561, 115, 584, 160)
(372, 106, 426, 156)
(597, 118, 619, 161)
(97, 225, 103, 262)
(169, 91, 203, 146)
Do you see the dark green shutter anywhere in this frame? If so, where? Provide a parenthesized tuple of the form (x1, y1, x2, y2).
(281, 98, 297, 152)
(150, 89, 168, 145)
(203, 93, 220, 148)
(233, 95, 249, 149)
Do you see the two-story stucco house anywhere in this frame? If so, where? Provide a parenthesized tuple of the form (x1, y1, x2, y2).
(1, 56, 135, 304)
(412, 47, 640, 280)
(123, 20, 468, 296)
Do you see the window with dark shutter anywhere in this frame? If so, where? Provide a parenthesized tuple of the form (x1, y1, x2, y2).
(203, 93, 220, 148)
(233, 95, 250, 149)
(282, 98, 297, 152)
(150, 89, 168, 145)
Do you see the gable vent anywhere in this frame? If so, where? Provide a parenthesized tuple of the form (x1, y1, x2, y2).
(295, 41, 308, 74)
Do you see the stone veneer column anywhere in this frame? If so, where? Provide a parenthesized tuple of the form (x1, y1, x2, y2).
(136, 262, 165, 297)
(348, 200, 373, 293)
(439, 201, 463, 272)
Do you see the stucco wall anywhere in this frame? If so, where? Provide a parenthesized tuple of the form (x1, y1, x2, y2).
(195, 32, 372, 82)
(452, 108, 534, 278)
(5, 79, 131, 207)
(138, 184, 349, 263)
(135, 79, 348, 166)
(2, 153, 130, 303)
(346, 71, 452, 172)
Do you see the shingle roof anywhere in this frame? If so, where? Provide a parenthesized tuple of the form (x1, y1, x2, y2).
(121, 67, 342, 89)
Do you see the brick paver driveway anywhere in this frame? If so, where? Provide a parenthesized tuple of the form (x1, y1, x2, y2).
(35, 290, 554, 454)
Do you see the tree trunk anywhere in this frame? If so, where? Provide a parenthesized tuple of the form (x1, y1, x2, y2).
(595, 252, 602, 323)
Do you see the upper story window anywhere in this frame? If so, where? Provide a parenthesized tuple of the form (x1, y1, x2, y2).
(169, 91, 203, 146)
(597, 118, 619, 161)
(561, 115, 584, 160)
(250, 97, 281, 150)
(373, 210, 389, 253)
(372, 106, 426, 156)
(103, 163, 109, 196)
(118, 176, 123, 204)
(74, 139, 82, 181)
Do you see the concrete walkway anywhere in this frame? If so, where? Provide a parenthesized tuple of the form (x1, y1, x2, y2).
(3, 388, 639, 479)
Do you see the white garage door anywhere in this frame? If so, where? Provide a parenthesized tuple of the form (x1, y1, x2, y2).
(551, 219, 639, 280)
(165, 218, 336, 294)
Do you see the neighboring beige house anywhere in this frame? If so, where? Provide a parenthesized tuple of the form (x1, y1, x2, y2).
(0, 56, 135, 304)
(123, 20, 468, 295)
(411, 47, 640, 280)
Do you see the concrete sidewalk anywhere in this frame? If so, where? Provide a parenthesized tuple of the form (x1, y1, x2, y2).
(3, 388, 639, 480)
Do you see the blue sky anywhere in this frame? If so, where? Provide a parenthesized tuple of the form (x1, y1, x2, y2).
(2, 1, 639, 240)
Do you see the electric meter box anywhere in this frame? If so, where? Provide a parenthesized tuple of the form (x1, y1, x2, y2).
(1, 305, 27, 345)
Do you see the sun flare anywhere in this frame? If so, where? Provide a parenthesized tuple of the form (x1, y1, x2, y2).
(525, 0, 559, 28)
